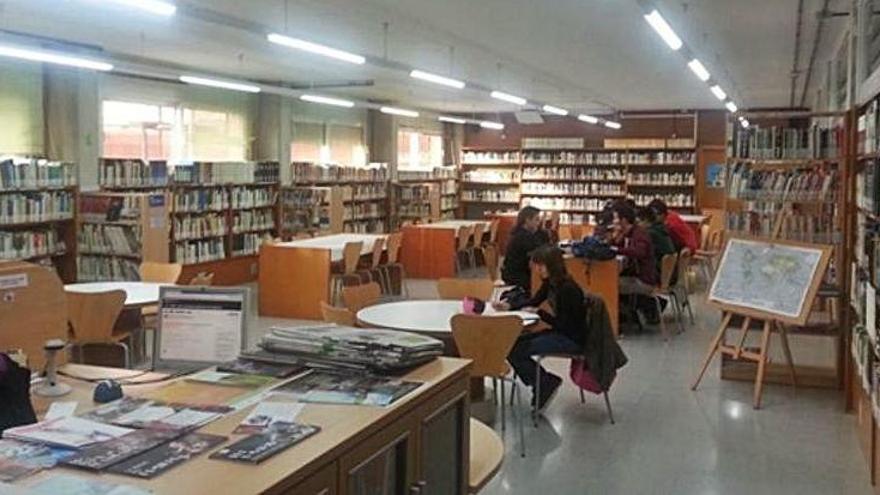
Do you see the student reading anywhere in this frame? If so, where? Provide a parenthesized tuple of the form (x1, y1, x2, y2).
(500, 206, 550, 292)
(495, 245, 585, 411)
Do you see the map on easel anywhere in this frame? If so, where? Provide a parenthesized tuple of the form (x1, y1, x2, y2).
(708, 237, 832, 326)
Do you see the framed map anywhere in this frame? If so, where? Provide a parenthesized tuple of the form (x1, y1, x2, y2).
(709, 237, 832, 325)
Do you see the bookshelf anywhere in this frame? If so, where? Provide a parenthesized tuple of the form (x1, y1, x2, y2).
(398, 167, 459, 221)
(278, 186, 344, 238)
(99, 158, 169, 190)
(0, 158, 78, 282)
(291, 162, 389, 233)
(77, 192, 170, 282)
(392, 183, 438, 227)
(460, 149, 522, 213)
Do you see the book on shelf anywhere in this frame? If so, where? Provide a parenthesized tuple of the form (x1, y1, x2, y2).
(520, 150, 694, 165)
(230, 186, 276, 209)
(522, 196, 611, 212)
(726, 162, 838, 202)
(173, 188, 229, 212)
(397, 167, 457, 181)
(174, 238, 226, 265)
(626, 172, 695, 186)
(77, 255, 140, 282)
(0, 157, 76, 190)
(280, 187, 340, 236)
(79, 224, 140, 256)
(461, 190, 520, 203)
(462, 170, 520, 183)
(0, 191, 75, 225)
(232, 209, 275, 234)
(461, 150, 521, 165)
(522, 167, 625, 181)
(231, 232, 272, 257)
(171, 161, 280, 184)
(173, 213, 227, 241)
(630, 193, 693, 209)
(100, 159, 168, 188)
(731, 124, 843, 160)
(520, 182, 625, 196)
(292, 162, 388, 184)
(0, 229, 65, 261)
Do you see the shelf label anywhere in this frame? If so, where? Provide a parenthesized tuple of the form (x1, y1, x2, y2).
(0, 273, 28, 290)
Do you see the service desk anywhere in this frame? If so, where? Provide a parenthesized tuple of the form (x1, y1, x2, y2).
(258, 234, 385, 319)
(27, 359, 472, 495)
(401, 220, 489, 279)
(531, 256, 620, 337)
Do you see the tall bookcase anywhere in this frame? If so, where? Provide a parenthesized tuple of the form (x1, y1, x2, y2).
(291, 162, 389, 233)
(460, 149, 522, 215)
(0, 158, 78, 282)
(398, 167, 459, 221)
(278, 186, 344, 238)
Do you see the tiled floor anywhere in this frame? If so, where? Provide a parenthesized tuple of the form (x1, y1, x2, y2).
(243, 278, 872, 495)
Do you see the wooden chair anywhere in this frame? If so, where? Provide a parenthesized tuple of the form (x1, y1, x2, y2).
(341, 282, 382, 313)
(486, 219, 500, 249)
(66, 290, 131, 368)
(188, 272, 214, 286)
(451, 314, 525, 457)
(558, 224, 574, 242)
(468, 223, 487, 269)
(675, 248, 696, 324)
(437, 278, 495, 301)
(651, 253, 684, 340)
(356, 237, 386, 289)
(468, 418, 504, 493)
(483, 245, 501, 283)
(694, 229, 723, 284)
(378, 232, 407, 297)
(139, 261, 182, 283)
(320, 302, 357, 327)
(455, 225, 474, 273)
(331, 241, 364, 304)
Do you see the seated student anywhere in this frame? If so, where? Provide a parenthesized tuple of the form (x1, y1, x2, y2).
(636, 206, 677, 280)
(609, 203, 657, 292)
(648, 199, 698, 253)
(501, 206, 550, 292)
(495, 245, 585, 410)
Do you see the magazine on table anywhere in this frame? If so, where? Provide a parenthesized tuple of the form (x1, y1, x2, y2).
(0, 439, 75, 482)
(19, 473, 151, 495)
(61, 429, 182, 471)
(210, 423, 320, 464)
(79, 396, 230, 432)
(185, 369, 277, 389)
(216, 358, 306, 378)
(234, 401, 304, 435)
(271, 370, 422, 407)
(107, 432, 227, 479)
(2, 417, 132, 449)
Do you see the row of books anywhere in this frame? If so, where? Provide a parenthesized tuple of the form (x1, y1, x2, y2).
(174, 238, 226, 264)
(0, 158, 77, 190)
(520, 151, 695, 165)
(858, 160, 880, 214)
(344, 203, 385, 221)
(520, 183, 625, 196)
(174, 189, 229, 212)
(461, 151, 520, 164)
(231, 232, 271, 256)
(292, 162, 388, 184)
(344, 184, 387, 202)
(727, 163, 838, 201)
(0, 229, 65, 260)
(398, 167, 457, 181)
(343, 219, 386, 234)
(281, 188, 331, 208)
(730, 125, 843, 159)
(521, 197, 609, 211)
(627, 172, 695, 186)
(560, 213, 595, 224)
(100, 159, 168, 187)
(77, 255, 140, 281)
(172, 161, 280, 184)
(397, 184, 432, 202)
(230, 187, 275, 209)
(462, 170, 520, 183)
(631, 193, 694, 208)
(441, 196, 459, 211)
(173, 214, 228, 241)
(462, 190, 519, 203)
(78, 225, 140, 256)
(863, 98, 880, 155)
(0, 191, 75, 225)
(232, 210, 275, 233)
(521, 167, 625, 181)
(724, 211, 841, 244)
(80, 195, 141, 223)
(399, 205, 432, 218)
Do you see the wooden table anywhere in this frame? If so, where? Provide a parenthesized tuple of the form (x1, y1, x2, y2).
(356, 300, 540, 335)
(531, 256, 620, 337)
(63, 281, 169, 307)
(400, 220, 489, 279)
(26, 359, 473, 494)
(258, 234, 385, 319)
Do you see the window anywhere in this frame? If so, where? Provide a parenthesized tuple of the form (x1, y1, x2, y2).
(0, 61, 43, 154)
(180, 107, 248, 161)
(291, 122, 324, 163)
(398, 129, 443, 170)
(329, 124, 366, 167)
(102, 100, 175, 160)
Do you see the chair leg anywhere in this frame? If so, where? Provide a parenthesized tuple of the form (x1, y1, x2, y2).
(533, 357, 542, 427)
(512, 379, 525, 458)
(500, 379, 507, 433)
(492, 378, 498, 406)
(579, 388, 585, 404)
(656, 297, 668, 341)
(117, 342, 131, 369)
(603, 391, 616, 425)
(671, 293, 685, 335)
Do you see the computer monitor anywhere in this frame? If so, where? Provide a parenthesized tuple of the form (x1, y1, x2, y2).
(152, 286, 248, 372)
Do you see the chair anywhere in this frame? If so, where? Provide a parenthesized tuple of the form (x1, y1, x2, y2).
(356, 237, 386, 288)
(483, 244, 501, 283)
(437, 278, 495, 301)
(651, 253, 684, 340)
(451, 314, 525, 457)
(558, 224, 574, 242)
(468, 223, 487, 269)
(486, 219, 500, 250)
(188, 272, 214, 286)
(331, 241, 364, 304)
(694, 228, 723, 285)
(378, 232, 407, 297)
(675, 249, 695, 324)
(320, 301, 358, 327)
(468, 418, 504, 494)
(341, 282, 382, 313)
(455, 225, 474, 273)
(139, 262, 182, 283)
(533, 353, 615, 425)
(66, 290, 130, 368)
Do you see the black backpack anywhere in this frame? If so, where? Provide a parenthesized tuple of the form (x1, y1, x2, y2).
(0, 353, 37, 434)
(572, 236, 617, 261)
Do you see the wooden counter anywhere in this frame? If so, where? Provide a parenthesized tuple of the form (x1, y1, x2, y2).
(27, 358, 473, 495)
(531, 257, 620, 337)
(484, 212, 517, 254)
(401, 221, 488, 279)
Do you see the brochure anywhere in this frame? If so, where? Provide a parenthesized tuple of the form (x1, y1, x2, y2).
(107, 432, 227, 479)
(271, 370, 421, 407)
(210, 423, 320, 464)
(233, 401, 304, 435)
(216, 359, 306, 378)
(186, 370, 276, 389)
(24, 473, 151, 495)
(62, 429, 181, 471)
(2, 417, 132, 449)
(0, 439, 74, 482)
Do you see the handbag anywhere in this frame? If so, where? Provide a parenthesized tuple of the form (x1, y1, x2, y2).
(0, 353, 37, 434)
(500, 286, 530, 309)
(568, 358, 604, 394)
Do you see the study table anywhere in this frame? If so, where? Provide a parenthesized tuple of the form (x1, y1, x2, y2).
(400, 220, 490, 279)
(258, 233, 386, 319)
(356, 299, 540, 335)
(63, 281, 168, 307)
(25, 358, 473, 495)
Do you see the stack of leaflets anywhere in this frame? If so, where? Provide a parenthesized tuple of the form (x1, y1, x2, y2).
(2, 417, 132, 449)
(79, 397, 230, 432)
(270, 370, 421, 407)
(256, 324, 444, 372)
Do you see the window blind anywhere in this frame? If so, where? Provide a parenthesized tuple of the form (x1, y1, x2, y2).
(291, 122, 324, 163)
(0, 61, 43, 154)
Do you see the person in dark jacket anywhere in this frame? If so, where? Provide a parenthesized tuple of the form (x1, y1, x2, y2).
(501, 206, 550, 292)
(495, 246, 585, 411)
(637, 206, 676, 280)
(610, 203, 657, 289)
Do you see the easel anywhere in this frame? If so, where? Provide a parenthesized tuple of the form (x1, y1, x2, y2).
(690, 236, 833, 409)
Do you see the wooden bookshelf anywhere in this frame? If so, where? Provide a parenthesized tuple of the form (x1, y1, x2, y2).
(460, 148, 522, 216)
(0, 158, 78, 282)
(392, 183, 438, 228)
(278, 186, 344, 238)
(291, 162, 390, 234)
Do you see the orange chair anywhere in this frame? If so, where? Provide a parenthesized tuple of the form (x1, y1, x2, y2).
(330, 241, 364, 304)
(455, 225, 474, 273)
(379, 232, 407, 296)
(341, 282, 382, 313)
(320, 302, 358, 327)
(66, 290, 130, 368)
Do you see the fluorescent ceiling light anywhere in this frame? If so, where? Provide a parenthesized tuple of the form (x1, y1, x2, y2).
(0, 45, 113, 71)
(644, 10, 683, 51)
(490, 91, 527, 106)
(725, 101, 738, 113)
(578, 114, 599, 124)
(710, 85, 727, 101)
(300, 94, 355, 108)
(604, 121, 622, 130)
(542, 105, 569, 116)
(267, 33, 366, 65)
(480, 121, 505, 130)
(688, 59, 710, 82)
(179, 75, 260, 93)
(101, 0, 176, 15)
(740, 119, 750, 128)
(380, 106, 419, 118)
(409, 70, 465, 89)
(438, 116, 467, 124)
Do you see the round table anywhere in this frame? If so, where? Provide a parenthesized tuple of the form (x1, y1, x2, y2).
(63, 282, 168, 307)
(356, 299, 540, 335)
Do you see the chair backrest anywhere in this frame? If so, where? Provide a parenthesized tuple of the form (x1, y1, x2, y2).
(450, 314, 523, 377)
(66, 290, 127, 344)
(558, 224, 573, 241)
(488, 220, 500, 244)
(385, 232, 403, 264)
(188, 272, 215, 286)
(342, 241, 364, 274)
(468, 418, 504, 494)
(369, 237, 385, 269)
(341, 282, 382, 313)
(140, 262, 182, 284)
(483, 245, 500, 281)
(472, 223, 486, 246)
(699, 224, 711, 251)
(437, 278, 495, 301)
(456, 225, 472, 251)
(677, 248, 693, 293)
(708, 229, 723, 252)
(320, 301, 357, 326)
(658, 253, 679, 291)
